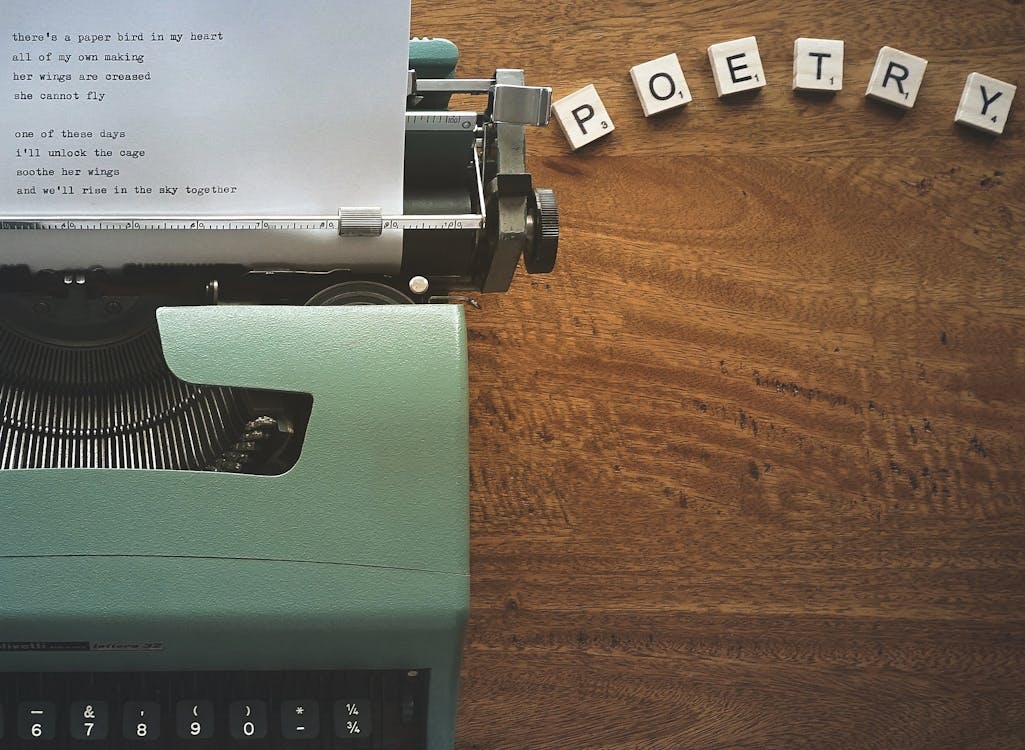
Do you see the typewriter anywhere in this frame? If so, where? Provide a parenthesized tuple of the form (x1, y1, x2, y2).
(0, 35, 557, 750)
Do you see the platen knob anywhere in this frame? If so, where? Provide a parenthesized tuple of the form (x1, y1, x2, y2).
(525, 188, 559, 274)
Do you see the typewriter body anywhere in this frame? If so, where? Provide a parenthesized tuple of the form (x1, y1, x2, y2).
(0, 35, 556, 750)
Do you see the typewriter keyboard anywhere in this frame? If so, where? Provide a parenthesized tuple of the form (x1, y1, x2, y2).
(0, 670, 428, 749)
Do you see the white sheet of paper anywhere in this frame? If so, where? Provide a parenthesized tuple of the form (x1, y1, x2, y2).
(1, 0, 410, 270)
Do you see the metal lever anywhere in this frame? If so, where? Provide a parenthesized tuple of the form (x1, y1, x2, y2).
(409, 73, 552, 126)
(413, 77, 494, 94)
(492, 84, 552, 126)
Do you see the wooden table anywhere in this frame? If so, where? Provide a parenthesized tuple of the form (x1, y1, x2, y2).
(411, 2, 1025, 747)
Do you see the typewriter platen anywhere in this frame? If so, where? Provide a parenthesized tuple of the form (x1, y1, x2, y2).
(0, 37, 557, 750)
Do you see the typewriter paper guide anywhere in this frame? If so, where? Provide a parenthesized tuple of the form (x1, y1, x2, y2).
(0, 0, 410, 270)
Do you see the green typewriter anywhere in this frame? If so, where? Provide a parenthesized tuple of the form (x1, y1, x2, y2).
(0, 22, 557, 750)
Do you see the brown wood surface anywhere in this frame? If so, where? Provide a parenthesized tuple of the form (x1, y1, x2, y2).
(411, 1, 1025, 747)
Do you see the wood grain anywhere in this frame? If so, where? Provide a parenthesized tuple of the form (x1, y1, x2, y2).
(411, 1, 1025, 747)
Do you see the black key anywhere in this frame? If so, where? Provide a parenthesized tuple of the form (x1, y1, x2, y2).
(18, 701, 55, 740)
(0, 703, 4, 740)
(229, 700, 267, 740)
(400, 687, 416, 725)
(177, 700, 214, 739)
(281, 700, 319, 739)
(122, 701, 160, 741)
(334, 700, 372, 739)
(70, 701, 109, 740)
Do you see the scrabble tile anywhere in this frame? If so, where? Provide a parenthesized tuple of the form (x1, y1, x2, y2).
(707, 36, 766, 97)
(630, 53, 693, 117)
(551, 84, 614, 150)
(955, 72, 1017, 135)
(865, 46, 928, 109)
(792, 38, 844, 91)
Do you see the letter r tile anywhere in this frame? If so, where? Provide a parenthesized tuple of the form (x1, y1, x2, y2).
(551, 84, 615, 150)
(708, 36, 766, 97)
(865, 46, 928, 109)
